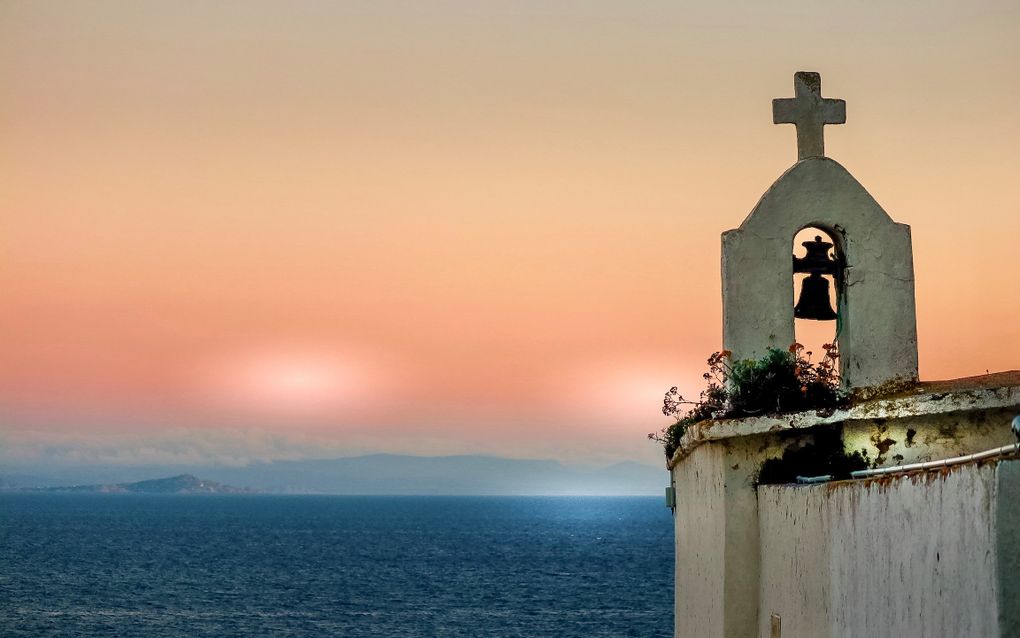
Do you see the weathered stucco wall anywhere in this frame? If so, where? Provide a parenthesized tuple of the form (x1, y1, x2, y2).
(673, 444, 726, 638)
(669, 382, 1019, 638)
(758, 461, 1017, 638)
(672, 442, 767, 638)
(840, 407, 1018, 468)
(673, 436, 790, 638)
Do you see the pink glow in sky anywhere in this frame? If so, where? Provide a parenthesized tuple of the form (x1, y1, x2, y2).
(1, 1, 1018, 467)
(198, 345, 384, 417)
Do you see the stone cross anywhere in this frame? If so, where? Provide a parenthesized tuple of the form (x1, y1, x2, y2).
(772, 72, 846, 160)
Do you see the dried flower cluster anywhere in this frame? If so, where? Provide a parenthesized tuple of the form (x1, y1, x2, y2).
(649, 343, 845, 458)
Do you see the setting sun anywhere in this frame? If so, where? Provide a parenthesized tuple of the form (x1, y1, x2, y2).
(202, 349, 370, 416)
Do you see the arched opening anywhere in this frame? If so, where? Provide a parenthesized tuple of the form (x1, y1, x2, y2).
(792, 226, 841, 374)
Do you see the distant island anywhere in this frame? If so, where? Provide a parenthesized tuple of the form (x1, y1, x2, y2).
(3, 455, 667, 496)
(28, 474, 257, 494)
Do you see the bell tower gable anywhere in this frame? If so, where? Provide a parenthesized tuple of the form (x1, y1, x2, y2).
(722, 153, 918, 394)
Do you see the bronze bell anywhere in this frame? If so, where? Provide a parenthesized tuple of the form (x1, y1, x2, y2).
(794, 273, 838, 320)
(793, 235, 840, 321)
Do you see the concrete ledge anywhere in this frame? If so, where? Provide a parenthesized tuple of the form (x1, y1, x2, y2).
(668, 371, 1020, 469)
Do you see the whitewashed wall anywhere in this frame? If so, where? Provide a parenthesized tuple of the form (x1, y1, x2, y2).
(673, 444, 727, 638)
(758, 463, 1003, 638)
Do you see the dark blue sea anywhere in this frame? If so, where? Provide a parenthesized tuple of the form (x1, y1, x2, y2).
(0, 495, 673, 637)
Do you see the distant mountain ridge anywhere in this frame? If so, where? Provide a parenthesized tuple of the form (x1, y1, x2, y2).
(30, 474, 256, 494)
(3, 454, 667, 496)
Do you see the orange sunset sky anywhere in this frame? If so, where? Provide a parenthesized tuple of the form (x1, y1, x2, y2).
(2, 1, 1018, 468)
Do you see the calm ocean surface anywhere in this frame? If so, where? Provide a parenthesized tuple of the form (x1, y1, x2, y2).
(0, 495, 673, 637)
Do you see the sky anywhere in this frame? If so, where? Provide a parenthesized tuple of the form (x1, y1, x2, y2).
(2, 1, 1018, 469)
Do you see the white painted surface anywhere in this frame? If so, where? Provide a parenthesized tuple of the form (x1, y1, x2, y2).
(759, 465, 1000, 638)
(721, 157, 918, 394)
(673, 438, 770, 638)
(674, 444, 727, 638)
(668, 401, 1019, 638)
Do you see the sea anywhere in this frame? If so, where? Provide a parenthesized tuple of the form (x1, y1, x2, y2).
(0, 495, 673, 637)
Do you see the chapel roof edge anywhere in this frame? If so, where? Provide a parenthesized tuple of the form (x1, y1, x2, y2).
(728, 156, 902, 234)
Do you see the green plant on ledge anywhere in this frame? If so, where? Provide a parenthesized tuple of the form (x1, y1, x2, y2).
(649, 343, 846, 458)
